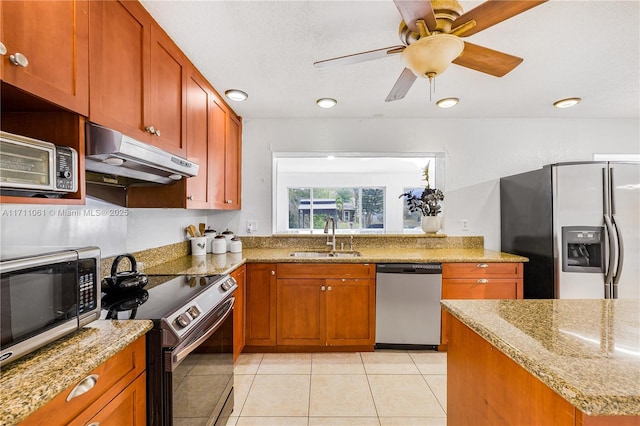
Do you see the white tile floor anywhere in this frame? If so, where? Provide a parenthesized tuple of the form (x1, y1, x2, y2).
(226, 350, 447, 426)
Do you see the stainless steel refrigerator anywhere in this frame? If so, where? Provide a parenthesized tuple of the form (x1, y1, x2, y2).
(500, 162, 640, 299)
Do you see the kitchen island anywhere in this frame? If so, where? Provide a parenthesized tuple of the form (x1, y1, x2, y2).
(441, 299, 640, 425)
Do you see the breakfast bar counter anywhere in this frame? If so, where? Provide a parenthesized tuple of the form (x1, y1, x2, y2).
(441, 298, 640, 425)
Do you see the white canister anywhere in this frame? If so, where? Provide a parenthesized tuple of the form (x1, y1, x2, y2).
(221, 229, 234, 251)
(212, 236, 227, 254)
(190, 237, 207, 256)
(229, 238, 242, 253)
(204, 228, 217, 253)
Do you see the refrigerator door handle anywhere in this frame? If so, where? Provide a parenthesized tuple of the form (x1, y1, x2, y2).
(610, 168, 624, 295)
(603, 215, 616, 287)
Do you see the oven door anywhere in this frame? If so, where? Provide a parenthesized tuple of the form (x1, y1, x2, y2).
(164, 297, 235, 426)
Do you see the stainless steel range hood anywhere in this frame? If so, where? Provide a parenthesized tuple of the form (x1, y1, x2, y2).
(85, 122, 198, 184)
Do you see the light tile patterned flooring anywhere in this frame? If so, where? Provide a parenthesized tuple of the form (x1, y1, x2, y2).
(226, 350, 447, 426)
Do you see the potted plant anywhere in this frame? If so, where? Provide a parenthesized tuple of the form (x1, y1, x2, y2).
(400, 163, 444, 233)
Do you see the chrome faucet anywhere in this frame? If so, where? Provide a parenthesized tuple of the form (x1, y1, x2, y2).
(324, 217, 336, 251)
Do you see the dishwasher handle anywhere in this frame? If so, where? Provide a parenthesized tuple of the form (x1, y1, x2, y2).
(376, 263, 442, 274)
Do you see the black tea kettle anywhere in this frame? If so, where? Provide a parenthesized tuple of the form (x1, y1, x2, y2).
(102, 254, 149, 292)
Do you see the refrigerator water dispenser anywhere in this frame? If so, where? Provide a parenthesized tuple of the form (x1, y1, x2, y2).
(562, 226, 605, 273)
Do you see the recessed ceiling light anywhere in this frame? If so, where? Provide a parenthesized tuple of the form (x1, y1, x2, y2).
(436, 97, 459, 108)
(553, 97, 581, 108)
(316, 98, 337, 109)
(225, 89, 248, 102)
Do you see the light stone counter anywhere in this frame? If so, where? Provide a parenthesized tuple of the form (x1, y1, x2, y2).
(441, 299, 640, 416)
(142, 247, 527, 276)
(0, 320, 152, 425)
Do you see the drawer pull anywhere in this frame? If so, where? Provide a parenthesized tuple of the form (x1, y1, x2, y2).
(321, 285, 326, 291)
(477, 263, 489, 268)
(477, 279, 489, 284)
(9, 52, 28, 67)
(270, 270, 275, 276)
(88, 423, 100, 426)
(66, 374, 99, 402)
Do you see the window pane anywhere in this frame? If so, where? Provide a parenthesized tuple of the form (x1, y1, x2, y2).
(402, 187, 423, 230)
(362, 188, 384, 229)
(288, 188, 310, 229)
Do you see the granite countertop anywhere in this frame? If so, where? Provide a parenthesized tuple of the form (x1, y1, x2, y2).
(143, 248, 527, 275)
(441, 299, 640, 416)
(0, 319, 152, 425)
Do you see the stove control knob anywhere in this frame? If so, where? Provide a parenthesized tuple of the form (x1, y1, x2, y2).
(221, 280, 233, 291)
(175, 313, 192, 328)
(187, 305, 201, 318)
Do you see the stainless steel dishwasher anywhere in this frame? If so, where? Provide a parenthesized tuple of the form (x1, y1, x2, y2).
(375, 263, 442, 350)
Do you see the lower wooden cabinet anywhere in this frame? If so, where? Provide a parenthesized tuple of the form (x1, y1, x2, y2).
(22, 336, 146, 426)
(231, 264, 246, 362)
(245, 263, 277, 347)
(441, 262, 523, 346)
(245, 263, 376, 351)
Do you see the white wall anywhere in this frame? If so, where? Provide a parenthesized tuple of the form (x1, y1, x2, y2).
(237, 117, 640, 249)
(1, 117, 637, 257)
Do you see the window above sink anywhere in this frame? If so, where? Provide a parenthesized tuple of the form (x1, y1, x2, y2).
(273, 153, 445, 234)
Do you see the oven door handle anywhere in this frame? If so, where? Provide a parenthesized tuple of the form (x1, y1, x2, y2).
(170, 297, 234, 370)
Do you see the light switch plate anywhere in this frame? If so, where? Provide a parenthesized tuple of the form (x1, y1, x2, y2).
(247, 220, 257, 233)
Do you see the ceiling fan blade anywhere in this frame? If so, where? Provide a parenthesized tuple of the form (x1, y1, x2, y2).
(314, 45, 405, 69)
(385, 68, 418, 102)
(452, 42, 523, 77)
(454, 0, 548, 37)
(393, 0, 437, 32)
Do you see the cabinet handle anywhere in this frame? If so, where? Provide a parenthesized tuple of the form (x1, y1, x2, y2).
(226, 199, 233, 204)
(0, 42, 6, 55)
(187, 195, 193, 200)
(477, 279, 489, 284)
(154, 128, 161, 136)
(145, 125, 156, 135)
(88, 423, 99, 426)
(270, 270, 275, 276)
(66, 374, 99, 402)
(341, 278, 346, 282)
(321, 285, 326, 291)
(327, 286, 332, 291)
(9, 52, 28, 67)
(477, 263, 489, 268)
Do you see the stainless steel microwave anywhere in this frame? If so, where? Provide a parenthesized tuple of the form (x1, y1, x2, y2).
(0, 131, 78, 197)
(0, 247, 101, 366)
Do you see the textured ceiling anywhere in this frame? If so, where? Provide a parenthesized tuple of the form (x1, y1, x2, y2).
(140, 0, 640, 120)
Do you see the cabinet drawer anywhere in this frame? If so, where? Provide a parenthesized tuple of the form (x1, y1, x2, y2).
(443, 263, 522, 279)
(277, 263, 375, 279)
(442, 279, 522, 300)
(22, 336, 146, 425)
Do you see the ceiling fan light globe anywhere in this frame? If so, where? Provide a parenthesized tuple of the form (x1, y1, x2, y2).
(401, 34, 464, 78)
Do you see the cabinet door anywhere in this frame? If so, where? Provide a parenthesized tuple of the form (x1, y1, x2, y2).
(276, 279, 325, 346)
(224, 113, 242, 209)
(1, 0, 89, 115)
(209, 95, 242, 210)
(231, 265, 246, 362)
(209, 96, 227, 209)
(148, 24, 187, 155)
(71, 373, 146, 426)
(326, 278, 375, 346)
(185, 67, 211, 208)
(245, 264, 277, 346)
(89, 0, 150, 142)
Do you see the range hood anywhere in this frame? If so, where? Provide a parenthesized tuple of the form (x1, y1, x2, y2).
(85, 122, 198, 184)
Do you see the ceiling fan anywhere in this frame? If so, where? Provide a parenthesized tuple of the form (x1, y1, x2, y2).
(314, 0, 548, 102)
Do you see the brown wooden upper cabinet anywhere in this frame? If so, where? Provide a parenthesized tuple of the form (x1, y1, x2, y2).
(0, 0, 89, 115)
(210, 95, 242, 210)
(88, 0, 187, 156)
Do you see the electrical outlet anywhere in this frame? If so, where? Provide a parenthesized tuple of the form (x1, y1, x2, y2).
(461, 219, 469, 231)
(247, 220, 257, 233)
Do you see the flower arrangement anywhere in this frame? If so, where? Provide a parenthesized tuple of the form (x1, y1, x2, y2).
(400, 163, 444, 217)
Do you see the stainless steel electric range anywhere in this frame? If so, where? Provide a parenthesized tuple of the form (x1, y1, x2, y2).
(101, 274, 237, 426)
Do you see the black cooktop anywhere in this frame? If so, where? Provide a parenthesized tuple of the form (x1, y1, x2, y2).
(100, 275, 222, 321)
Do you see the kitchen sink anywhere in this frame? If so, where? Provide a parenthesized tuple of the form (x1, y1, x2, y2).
(289, 251, 362, 258)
